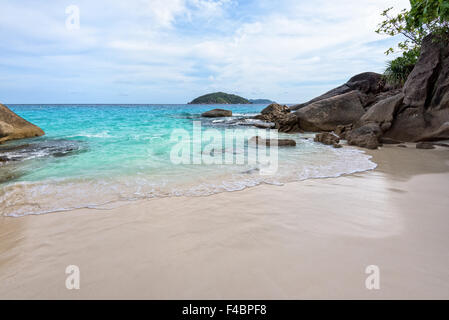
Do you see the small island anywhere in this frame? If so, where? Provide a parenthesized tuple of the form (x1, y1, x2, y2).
(189, 92, 251, 104)
(248, 99, 275, 104)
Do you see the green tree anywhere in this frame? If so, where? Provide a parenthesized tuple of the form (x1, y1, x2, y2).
(376, 0, 449, 85)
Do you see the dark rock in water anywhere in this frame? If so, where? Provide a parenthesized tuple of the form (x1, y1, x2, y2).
(333, 143, 343, 148)
(249, 136, 296, 147)
(397, 144, 408, 148)
(254, 103, 300, 133)
(0, 139, 85, 162)
(416, 142, 436, 149)
(253, 122, 276, 129)
(295, 91, 365, 131)
(0, 103, 45, 143)
(346, 123, 382, 150)
(314, 132, 340, 146)
(201, 109, 232, 117)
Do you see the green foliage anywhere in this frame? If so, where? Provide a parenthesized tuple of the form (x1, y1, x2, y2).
(376, 0, 449, 56)
(408, 0, 449, 29)
(376, 1, 449, 85)
(384, 48, 421, 85)
(189, 92, 251, 104)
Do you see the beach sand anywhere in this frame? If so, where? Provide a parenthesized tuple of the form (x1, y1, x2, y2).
(1, 144, 449, 299)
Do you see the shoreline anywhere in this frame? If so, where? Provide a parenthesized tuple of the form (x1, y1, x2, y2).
(1, 145, 449, 299)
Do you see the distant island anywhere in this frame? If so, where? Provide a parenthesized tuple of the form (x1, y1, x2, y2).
(248, 99, 275, 104)
(189, 92, 274, 104)
(189, 92, 250, 104)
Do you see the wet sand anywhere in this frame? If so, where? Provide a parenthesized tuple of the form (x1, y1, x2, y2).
(1, 145, 449, 299)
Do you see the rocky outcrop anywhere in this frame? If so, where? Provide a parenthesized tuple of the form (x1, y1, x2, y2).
(0, 103, 44, 143)
(290, 72, 385, 111)
(249, 136, 296, 147)
(254, 103, 300, 133)
(295, 91, 365, 131)
(201, 109, 232, 117)
(383, 34, 449, 142)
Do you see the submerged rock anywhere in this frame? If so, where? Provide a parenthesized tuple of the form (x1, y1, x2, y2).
(201, 109, 232, 117)
(0, 103, 44, 143)
(0, 139, 85, 163)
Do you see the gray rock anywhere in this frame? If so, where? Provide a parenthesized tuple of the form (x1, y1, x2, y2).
(346, 123, 382, 149)
(201, 109, 232, 117)
(295, 91, 365, 131)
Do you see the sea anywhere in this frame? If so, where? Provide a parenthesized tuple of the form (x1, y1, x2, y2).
(0, 104, 377, 216)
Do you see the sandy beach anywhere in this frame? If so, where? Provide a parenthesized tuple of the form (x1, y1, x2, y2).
(1, 144, 449, 299)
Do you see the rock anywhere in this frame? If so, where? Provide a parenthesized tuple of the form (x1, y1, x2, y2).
(397, 144, 408, 148)
(346, 123, 381, 149)
(201, 109, 232, 117)
(255, 103, 300, 133)
(249, 136, 296, 147)
(290, 72, 384, 111)
(0, 103, 44, 143)
(333, 143, 343, 148)
(314, 132, 340, 146)
(295, 91, 365, 131)
(416, 142, 436, 149)
(360, 93, 404, 132)
(380, 137, 403, 144)
(403, 35, 442, 108)
(384, 34, 449, 142)
(335, 124, 352, 140)
(261, 103, 290, 115)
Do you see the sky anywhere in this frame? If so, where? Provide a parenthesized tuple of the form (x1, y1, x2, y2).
(0, 0, 411, 104)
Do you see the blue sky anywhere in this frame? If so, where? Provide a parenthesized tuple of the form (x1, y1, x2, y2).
(0, 0, 410, 104)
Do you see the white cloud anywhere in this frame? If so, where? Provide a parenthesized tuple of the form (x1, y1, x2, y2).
(0, 0, 412, 103)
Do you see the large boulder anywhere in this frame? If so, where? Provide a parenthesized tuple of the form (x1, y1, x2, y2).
(290, 72, 384, 111)
(201, 109, 232, 117)
(295, 91, 365, 131)
(254, 103, 300, 133)
(346, 123, 382, 150)
(0, 103, 44, 143)
(384, 34, 449, 142)
(359, 93, 404, 132)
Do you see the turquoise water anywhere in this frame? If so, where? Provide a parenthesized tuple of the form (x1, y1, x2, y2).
(0, 104, 376, 216)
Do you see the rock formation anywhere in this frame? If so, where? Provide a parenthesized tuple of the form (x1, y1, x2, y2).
(253, 33, 449, 149)
(254, 103, 300, 133)
(0, 103, 44, 143)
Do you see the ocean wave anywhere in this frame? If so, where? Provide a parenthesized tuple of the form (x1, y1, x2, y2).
(0, 147, 377, 217)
